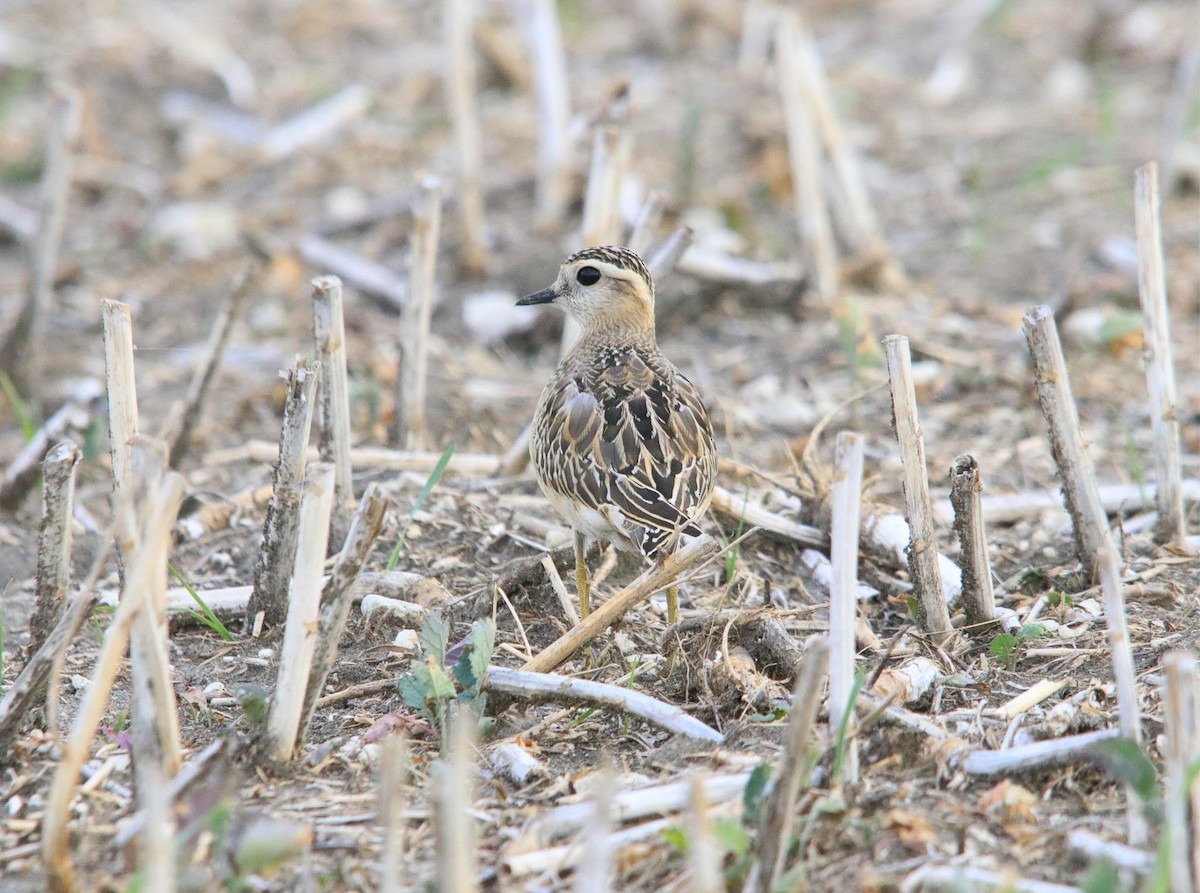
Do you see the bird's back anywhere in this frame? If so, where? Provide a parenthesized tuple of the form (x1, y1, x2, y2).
(531, 331, 716, 560)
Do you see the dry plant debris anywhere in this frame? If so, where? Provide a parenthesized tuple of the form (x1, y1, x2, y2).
(0, 2, 1197, 892)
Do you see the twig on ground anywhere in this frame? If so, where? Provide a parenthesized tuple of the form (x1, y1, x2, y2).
(299, 486, 388, 743)
(883, 335, 952, 642)
(1065, 829, 1153, 873)
(258, 83, 370, 162)
(0, 397, 92, 510)
(160, 265, 253, 466)
(710, 486, 825, 549)
(628, 190, 665, 257)
(959, 728, 1120, 775)
(1097, 541, 1146, 845)
(395, 177, 443, 450)
(485, 667, 722, 743)
(27, 441, 80, 651)
(900, 864, 1081, 893)
(445, 0, 488, 273)
(948, 455, 996, 631)
(829, 432, 864, 784)
(311, 275, 356, 545)
(932, 479, 1200, 524)
(0, 86, 80, 391)
(206, 439, 499, 475)
(102, 300, 140, 540)
(1134, 162, 1186, 548)
(648, 225, 694, 280)
(1161, 650, 1198, 893)
(247, 361, 319, 629)
(745, 637, 829, 893)
(296, 234, 407, 311)
(520, 535, 719, 673)
(265, 462, 336, 762)
(674, 245, 804, 286)
(1022, 306, 1110, 578)
(775, 12, 837, 302)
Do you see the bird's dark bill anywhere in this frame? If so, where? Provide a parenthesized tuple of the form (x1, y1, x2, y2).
(516, 287, 557, 306)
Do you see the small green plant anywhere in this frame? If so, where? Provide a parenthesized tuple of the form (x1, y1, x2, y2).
(721, 484, 751, 584)
(398, 613, 494, 740)
(0, 371, 36, 442)
(169, 564, 234, 641)
(387, 443, 456, 571)
(832, 669, 866, 782)
(988, 623, 1046, 668)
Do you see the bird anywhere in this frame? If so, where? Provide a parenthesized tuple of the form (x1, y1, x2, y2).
(516, 245, 716, 624)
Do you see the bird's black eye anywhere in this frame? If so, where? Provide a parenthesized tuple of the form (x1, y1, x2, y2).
(576, 266, 601, 286)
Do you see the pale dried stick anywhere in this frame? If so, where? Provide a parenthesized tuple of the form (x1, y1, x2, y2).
(395, 177, 443, 450)
(523, 0, 572, 228)
(296, 234, 407, 311)
(776, 13, 837, 302)
(1097, 541, 1146, 845)
(647, 225, 694, 279)
(103, 300, 140, 533)
(948, 454, 996, 631)
(1159, 43, 1200, 190)
(485, 667, 722, 743)
(259, 83, 370, 161)
(744, 637, 830, 893)
(574, 757, 615, 893)
(628, 190, 664, 256)
(247, 361, 319, 629)
(0, 87, 80, 390)
(1161, 651, 1198, 893)
(445, 0, 488, 273)
(298, 486, 388, 742)
(900, 864, 1081, 893)
(135, 756, 175, 893)
(883, 335, 951, 641)
(960, 728, 1120, 775)
(265, 462, 336, 762)
(435, 707, 479, 893)
(41, 474, 184, 893)
(28, 441, 81, 652)
(1022, 307, 1110, 578)
(378, 732, 409, 893)
(208, 439, 497, 474)
(686, 774, 722, 893)
(311, 275, 355, 545)
(161, 266, 253, 466)
(738, 0, 777, 79)
(792, 15, 897, 281)
(0, 399, 90, 510)
(126, 439, 183, 777)
(710, 486, 825, 549)
(520, 535, 719, 673)
(829, 432, 863, 783)
(559, 122, 630, 355)
(1134, 163, 1186, 547)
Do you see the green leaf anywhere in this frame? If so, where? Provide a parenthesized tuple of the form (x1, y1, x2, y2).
(661, 826, 689, 853)
(1080, 858, 1120, 893)
(743, 763, 771, 824)
(712, 817, 750, 856)
(169, 563, 234, 641)
(398, 671, 429, 713)
(0, 371, 36, 442)
(1087, 737, 1160, 802)
(234, 684, 269, 724)
(387, 443, 456, 570)
(1017, 623, 1047, 641)
(418, 613, 450, 666)
(989, 633, 1019, 664)
(425, 659, 457, 702)
(466, 618, 495, 696)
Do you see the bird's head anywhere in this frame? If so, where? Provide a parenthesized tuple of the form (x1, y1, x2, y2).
(517, 246, 655, 334)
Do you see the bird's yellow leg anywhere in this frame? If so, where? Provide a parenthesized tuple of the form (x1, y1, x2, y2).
(574, 531, 591, 620)
(666, 584, 679, 625)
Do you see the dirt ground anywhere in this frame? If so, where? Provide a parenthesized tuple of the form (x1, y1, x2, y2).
(1, 1, 1198, 891)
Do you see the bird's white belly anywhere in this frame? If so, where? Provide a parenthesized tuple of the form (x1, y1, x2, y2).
(540, 482, 640, 553)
